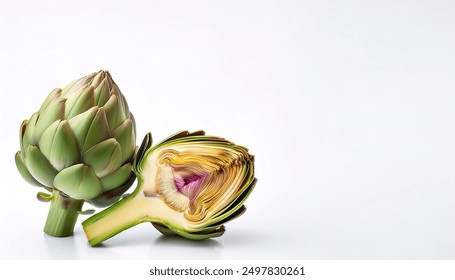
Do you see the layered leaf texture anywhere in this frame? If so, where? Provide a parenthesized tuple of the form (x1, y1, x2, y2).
(83, 131, 256, 245)
(15, 70, 136, 236)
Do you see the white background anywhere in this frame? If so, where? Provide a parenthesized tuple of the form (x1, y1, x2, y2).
(0, 0, 454, 259)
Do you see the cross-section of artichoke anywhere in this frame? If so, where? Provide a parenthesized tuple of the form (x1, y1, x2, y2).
(15, 70, 136, 237)
(82, 131, 256, 246)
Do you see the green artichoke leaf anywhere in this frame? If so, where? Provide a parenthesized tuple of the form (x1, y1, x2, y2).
(132, 132, 152, 175)
(67, 107, 97, 150)
(36, 191, 53, 202)
(111, 82, 130, 117)
(83, 138, 122, 178)
(89, 173, 135, 207)
(152, 222, 224, 238)
(100, 163, 133, 191)
(130, 113, 137, 139)
(208, 205, 247, 228)
(38, 88, 62, 113)
(206, 178, 257, 227)
(34, 98, 65, 139)
(67, 106, 110, 153)
(157, 130, 204, 146)
(21, 112, 39, 153)
(104, 95, 125, 132)
(91, 71, 104, 87)
(151, 222, 177, 236)
(25, 145, 58, 187)
(78, 209, 96, 215)
(111, 119, 135, 163)
(39, 120, 80, 171)
(65, 85, 95, 119)
(19, 120, 28, 153)
(83, 108, 110, 152)
(61, 74, 91, 97)
(15, 151, 44, 187)
(169, 226, 225, 240)
(94, 79, 110, 106)
(53, 164, 103, 200)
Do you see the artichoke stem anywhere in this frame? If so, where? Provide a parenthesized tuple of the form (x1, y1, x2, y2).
(82, 197, 148, 246)
(83, 195, 185, 246)
(43, 190, 84, 237)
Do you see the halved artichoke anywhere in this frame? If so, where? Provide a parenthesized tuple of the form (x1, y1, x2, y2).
(82, 131, 256, 246)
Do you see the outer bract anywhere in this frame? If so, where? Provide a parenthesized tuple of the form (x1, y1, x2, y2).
(83, 131, 256, 246)
(15, 70, 136, 237)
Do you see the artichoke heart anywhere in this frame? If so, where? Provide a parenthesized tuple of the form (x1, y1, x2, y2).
(82, 131, 256, 245)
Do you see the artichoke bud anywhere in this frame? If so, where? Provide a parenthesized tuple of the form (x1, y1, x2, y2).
(15, 70, 136, 237)
(83, 131, 256, 245)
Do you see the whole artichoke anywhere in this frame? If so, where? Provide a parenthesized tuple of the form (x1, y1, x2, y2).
(83, 131, 256, 245)
(15, 70, 136, 237)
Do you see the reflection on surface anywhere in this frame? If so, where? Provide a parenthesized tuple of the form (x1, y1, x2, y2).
(153, 235, 222, 247)
(152, 235, 223, 259)
(43, 233, 79, 260)
(34, 222, 277, 259)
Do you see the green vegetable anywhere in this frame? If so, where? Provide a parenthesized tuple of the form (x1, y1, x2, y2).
(82, 131, 256, 246)
(15, 70, 136, 237)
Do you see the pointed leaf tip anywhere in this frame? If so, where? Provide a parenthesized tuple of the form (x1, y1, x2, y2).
(83, 138, 122, 178)
(53, 164, 103, 200)
(39, 120, 80, 171)
(133, 132, 153, 174)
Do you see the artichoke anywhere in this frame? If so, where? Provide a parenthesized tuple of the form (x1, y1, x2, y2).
(83, 131, 256, 246)
(15, 70, 136, 237)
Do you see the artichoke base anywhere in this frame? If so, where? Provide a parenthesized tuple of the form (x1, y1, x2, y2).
(43, 189, 84, 237)
(82, 194, 192, 246)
